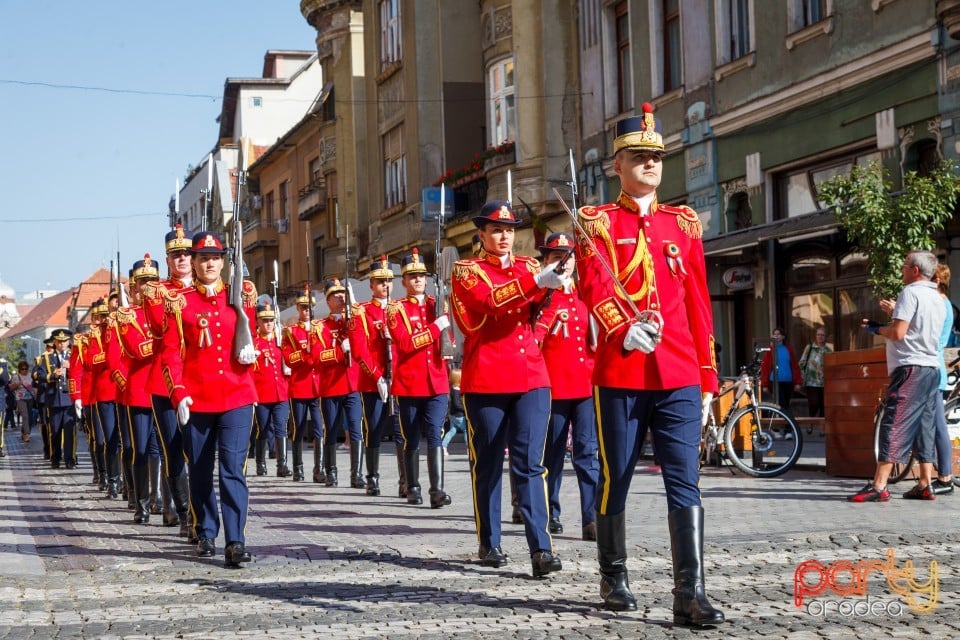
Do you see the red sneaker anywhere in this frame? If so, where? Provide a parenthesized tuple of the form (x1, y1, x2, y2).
(848, 483, 891, 502)
(902, 484, 936, 500)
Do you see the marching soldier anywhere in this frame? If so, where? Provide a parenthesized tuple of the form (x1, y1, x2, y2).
(142, 224, 195, 538)
(449, 200, 566, 578)
(386, 249, 452, 508)
(315, 278, 363, 488)
(347, 256, 396, 497)
(573, 104, 723, 625)
(160, 231, 258, 567)
(252, 303, 291, 477)
(533, 232, 599, 541)
(86, 298, 124, 497)
(42, 329, 77, 469)
(68, 327, 100, 486)
(281, 288, 323, 482)
(108, 288, 135, 510)
(33, 339, 55, 461)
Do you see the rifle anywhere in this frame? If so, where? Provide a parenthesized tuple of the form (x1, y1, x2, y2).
(116, 247, 130, 308)
(272, 259, 281, 347)
(305, 221, 314, 354)
(527, 194, 572, 327)
(383, 323, 395, 416)
(343, 224, 354, 368)
(435, 184, 455, 359)
(230, 163, 255, 360)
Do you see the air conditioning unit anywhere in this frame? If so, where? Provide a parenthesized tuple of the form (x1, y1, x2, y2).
(276, 219, 289, 233)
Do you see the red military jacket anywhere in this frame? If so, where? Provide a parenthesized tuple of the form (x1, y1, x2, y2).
(347, 299, 393, 393)
(142, 277, 191, 397)
(314, 314, 359, 397)
(534, 285, 595, 400)
(450, 253, 551, 394)
(115, 305, 155, 408)
(160, 280, 257, 412)
(68, 333, 95, 405)
(253, 330, 289, 404)
(574, 193, 717, 393)
(386, 295, 450, 397)
(87, 318, 126, 403)
(281, 321, 322, 399)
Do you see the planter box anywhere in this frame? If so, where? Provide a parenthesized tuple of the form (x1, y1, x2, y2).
(823, 347, 887, 478)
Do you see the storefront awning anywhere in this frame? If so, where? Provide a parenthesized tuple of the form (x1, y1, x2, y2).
(703, 209, 838, 256)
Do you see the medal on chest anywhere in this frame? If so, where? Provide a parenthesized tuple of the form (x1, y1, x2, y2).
(197, 313, 213, 348)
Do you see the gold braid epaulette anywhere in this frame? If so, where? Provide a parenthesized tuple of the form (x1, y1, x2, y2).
(351, 302, 364, 316)
(578, 205, 612, 238)
(162, 287, 187, 314)
(116, 307, 137, 325)
(670, 205, 703, 239)
(141, 280, 161, 302)
(515, 255, 542, 275)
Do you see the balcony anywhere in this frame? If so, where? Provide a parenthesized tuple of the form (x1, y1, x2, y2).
(298, 177, 327, 220)
(244, 218, 279, 252)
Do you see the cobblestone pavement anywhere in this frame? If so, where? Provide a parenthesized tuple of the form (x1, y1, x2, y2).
(0, 431, 956, 639)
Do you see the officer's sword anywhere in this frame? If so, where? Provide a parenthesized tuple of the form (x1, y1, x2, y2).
(551, 187, 663, 337)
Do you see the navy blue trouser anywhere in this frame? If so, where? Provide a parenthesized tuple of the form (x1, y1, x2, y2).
(545, 396, 599, 526)
(49, 405, 76, 466)
(361, 391, 392, 448)
(182, 405, 254, 544)
(595, 385, 702, 516)
(321, 392, 362, 444)
(255, 401, 290, 443)
(95, 401, 120, 456)
(290, 397, 322, 442)
(463, 387, 552, 554)
(397, 394, 446, 451)
(128, 405, 160, 466)
(117, 403, 133, 465)
(152, 395, 187, 478)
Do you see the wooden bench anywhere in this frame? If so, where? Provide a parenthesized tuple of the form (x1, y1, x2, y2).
(794, 416, 826, 435)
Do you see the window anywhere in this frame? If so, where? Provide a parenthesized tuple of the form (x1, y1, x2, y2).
(264, 190, 275, 223)
(309, 157, 321, 186)
(663, 0, 681, 92)
(716, 0, 752, 64)
(615, 2, 633, 114)
(280, 180, 290, 221)
(379, 0, 402, 70)
(326, 172, 339, 239)
(788, 0, 830, 32)
(775, 150, 881, 219)
(282, 260, 291, 291)
(488, 58, 516, 146)
(383, 125, 406, 208)
(801, 0, 825, 26)
(251, 96, 262, 107)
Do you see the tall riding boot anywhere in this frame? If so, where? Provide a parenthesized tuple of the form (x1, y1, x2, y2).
(172, 473, 193, 540)
(275, 436, 291, 477)
(159, 471, 179, 527)
(98, 448, 108, 491)
(349, 441, 365, 488)
(596, 511, 637, 611)
(292, 439, 304, 481)
(324, 441, 338, 487)
(404, 449, 422, 505)
(123, 455, 136, 510)
(106, 455, 120, 499)
(365, 446, 381, 496)
(668, 506, 725, 626)
(133, 464, 151, 524)
(255, 438, 268, 476)
(427, 447, 452, 508)
(313, 440, 325, 483)
(148, 456, 162, 515)
(395, 442, 407, 498)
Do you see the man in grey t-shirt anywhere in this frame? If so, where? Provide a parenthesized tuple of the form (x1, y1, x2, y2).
(849, 250, 944, 502)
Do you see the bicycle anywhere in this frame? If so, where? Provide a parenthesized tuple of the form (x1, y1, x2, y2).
(873, 354, 960, 483)
(701, 347, 804, 477)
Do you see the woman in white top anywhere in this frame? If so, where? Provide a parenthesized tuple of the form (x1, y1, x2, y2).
(8, 361, 36, 441)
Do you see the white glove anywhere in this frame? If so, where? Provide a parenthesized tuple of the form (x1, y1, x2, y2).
(701, 392, 714, 428)
(237, 344, 259, 365)
(622, 321, 660, 354)
(74, 399, 83, 420)
(534, 267, 570, 290)
(434, 315, 451, 332)
(341, 338, 351, 354)
(282, 364, 292, 376)
(377, 376, 390, 403)
(177, 397, 193, 426)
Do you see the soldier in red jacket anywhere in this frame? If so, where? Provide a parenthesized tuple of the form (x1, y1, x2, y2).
(386, 249, 452, 508)
(252, 303, 291, 477)
(346, 257, 397, 497)
(574, 105, 723, 625)
(315, 279, 363, 488)
(161, 231, 258, 567)
(281, 289, 323, 482)
(86, 298, 125, 498)
(532, 233, 599, 542)
(450, 200, 567, 578)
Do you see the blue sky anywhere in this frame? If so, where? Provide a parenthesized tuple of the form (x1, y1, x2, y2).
(0, 1, 315, 297)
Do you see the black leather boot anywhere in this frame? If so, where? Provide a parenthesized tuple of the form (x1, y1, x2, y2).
(172, 473, 193, 540)
(160, 472, 179, 527)
(97, 449, 108, 491)
(365, 446, 381, 496)
(133, 464, 151, 524)
(395, 442, 407, 498)
(596, 511, 637, 611)
(313, 440, 325, 483)
(275, 436, 291, 477)
(149, 456, 163, 515)
(349, 440, 365, 488)
(123, 454, 136, 510)
(106, 455, 120, 499)
(324, 441, 338, 487)
(427, 447, 451, 508)
(404, 449, 422, 505)
(292, 439, 304, 481)
(255, 438, 268, 476)
(669, 506, 725, 626)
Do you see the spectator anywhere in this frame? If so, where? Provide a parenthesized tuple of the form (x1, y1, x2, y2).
(442, 368, 466, 456)
(760, 327, 802, 436)
(798, 328, 831, 418)
(9, 361, 36, 442)
(849, 250, 944, 502)
(929, 263, 955, 495)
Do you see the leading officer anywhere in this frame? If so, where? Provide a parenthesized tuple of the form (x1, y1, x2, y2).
(574, 103, 723, 625)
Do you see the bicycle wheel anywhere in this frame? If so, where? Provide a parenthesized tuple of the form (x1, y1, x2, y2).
(872, 402, 918, 484)
(723, 403, 803, 478)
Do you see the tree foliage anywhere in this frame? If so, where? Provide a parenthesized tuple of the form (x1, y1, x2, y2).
(818, 160, 960, 299)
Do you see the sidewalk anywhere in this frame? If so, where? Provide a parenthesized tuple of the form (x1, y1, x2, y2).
(0, 428, 957, 639)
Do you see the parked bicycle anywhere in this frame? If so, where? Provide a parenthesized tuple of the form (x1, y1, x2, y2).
(873, 354, 960, 483)
(701, 346, 804, 477)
